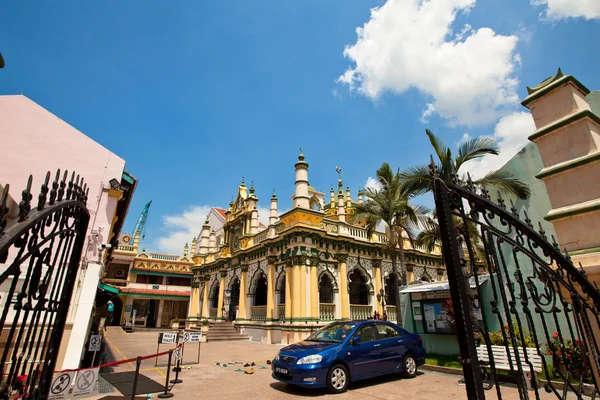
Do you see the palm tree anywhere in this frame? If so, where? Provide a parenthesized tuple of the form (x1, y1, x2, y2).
(351, 163, 429, 325)
(416, 214, 487, 270)
(402, 129, 530, 200)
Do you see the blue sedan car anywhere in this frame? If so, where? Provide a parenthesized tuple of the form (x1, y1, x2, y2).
(271, 320, 425, 393)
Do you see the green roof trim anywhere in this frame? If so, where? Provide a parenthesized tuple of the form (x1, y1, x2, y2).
(125, 292, 189, 300)
(526, 68, 564, 95)
(528, 109, 600, 142)
(122, 171, 135, 185)
(522, 73, 590, 107)
(536, 151, 600, 180)
(545, 199, 600, 222)
(99, 282, 120, 295)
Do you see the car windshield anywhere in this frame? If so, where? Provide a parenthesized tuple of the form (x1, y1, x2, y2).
(305, 322, 357, 343)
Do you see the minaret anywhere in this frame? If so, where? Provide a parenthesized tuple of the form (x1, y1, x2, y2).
(199, 219, 211, 255)
(292, 150, 310, 209)
(269, 191, 278, 237)
(346, 186, 352, 209)
(337, 179, 346, 223)
(358, 189, 363, 204)
(209, 229, 216, 252)
(184, 242, 189, 258)
(191, 237, 197, 255)
(329, 186, 335, 210)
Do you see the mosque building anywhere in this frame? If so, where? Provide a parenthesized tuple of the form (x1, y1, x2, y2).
(187, 152, 446, 344)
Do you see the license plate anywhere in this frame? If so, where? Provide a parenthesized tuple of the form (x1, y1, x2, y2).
(275, 367, 288, 374)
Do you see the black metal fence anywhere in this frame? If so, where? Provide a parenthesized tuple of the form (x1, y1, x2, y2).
(432, 170, 600, 399)
(0, 171, 90, 400)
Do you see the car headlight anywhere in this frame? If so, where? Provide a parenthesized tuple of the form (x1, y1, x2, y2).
(296, 354, 323, 365)
(274, 352, 280, 361)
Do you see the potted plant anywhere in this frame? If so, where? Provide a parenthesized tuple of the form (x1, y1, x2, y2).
(545, 332, 590, 382)
(171, 318, 180, 330)
(200, 319, 209, 332)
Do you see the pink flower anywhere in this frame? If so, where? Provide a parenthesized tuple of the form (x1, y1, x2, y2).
(552, 332, 559, 339)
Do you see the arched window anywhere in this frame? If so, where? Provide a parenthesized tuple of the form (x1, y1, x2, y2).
(349, 269, 369, 305)
(210, 282, 220, 309)
(254, 275, 268, 306)
(230, 278, 240, 307)
(319, 274, 334, 304)
(385, 273, 398, 305)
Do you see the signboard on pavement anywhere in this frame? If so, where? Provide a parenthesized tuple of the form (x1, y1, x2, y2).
(182, 332, 202, 343)
(158, 332, 178, 344)
(174, 347, 182, 361)
(48, 371, 75, 400)
(72, 368, 99, 398)
(88, 335, 101, 352)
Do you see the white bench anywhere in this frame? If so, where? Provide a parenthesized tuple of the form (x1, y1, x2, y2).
(477, 345, 543, 390)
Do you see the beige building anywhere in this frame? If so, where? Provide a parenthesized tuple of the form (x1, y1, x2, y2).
(186, 153, 446, 344)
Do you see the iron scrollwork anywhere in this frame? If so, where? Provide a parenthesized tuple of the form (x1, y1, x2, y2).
(432, 164, 600, 400)
(0, 170, 90, 400)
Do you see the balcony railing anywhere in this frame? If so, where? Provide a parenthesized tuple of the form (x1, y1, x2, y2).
(350, 305, 372, 320)
(386, 306, 397, 322)
(253, 230, 268, 245)
(278, 305, 285, 321)
(250, 306, 267, 322)
(116, 244, 136, 252)
(127, 283, 190, 293)
(149, 253, 180, 261)
(319, 303, 336, 321)
(209, 308, 217, 319)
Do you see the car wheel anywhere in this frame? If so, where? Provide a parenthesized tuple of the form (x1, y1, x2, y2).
(327, 364, 349, 394)
(403, 354, 417, 378)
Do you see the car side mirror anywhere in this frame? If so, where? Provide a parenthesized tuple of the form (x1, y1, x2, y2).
(352, 336, 361, 345)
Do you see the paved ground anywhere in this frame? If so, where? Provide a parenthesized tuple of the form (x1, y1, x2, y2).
(98, 327, 578, 399)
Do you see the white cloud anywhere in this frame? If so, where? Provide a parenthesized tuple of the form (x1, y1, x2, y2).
(365, 177, 383, 192)
(462, 111, 536, 179)
(531, 0, 600, 20)
(338, 0, 521, 127)
(154, 205, 272, 254)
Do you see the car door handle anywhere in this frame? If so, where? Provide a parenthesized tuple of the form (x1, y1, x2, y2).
(397, 340, 403, 343)
(374, 344, 381, 347)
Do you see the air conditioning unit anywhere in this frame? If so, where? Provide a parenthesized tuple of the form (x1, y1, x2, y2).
(115, 269, 126, 279)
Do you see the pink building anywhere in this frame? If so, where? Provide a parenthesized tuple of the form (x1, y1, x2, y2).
(0, 95, 137, 369)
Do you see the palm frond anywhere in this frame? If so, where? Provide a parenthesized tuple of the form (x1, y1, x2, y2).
(476, 169, 531, 200)
(426, 129, 448, 164)
(400, 164, 434, 197)
(455, 137, 500, 170)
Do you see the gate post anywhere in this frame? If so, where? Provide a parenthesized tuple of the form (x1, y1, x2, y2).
(433, 178, 485, 399)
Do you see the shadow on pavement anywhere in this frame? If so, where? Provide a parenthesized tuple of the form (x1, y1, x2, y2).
(269, 371, 425, 397)
(102, 371, 165, 396)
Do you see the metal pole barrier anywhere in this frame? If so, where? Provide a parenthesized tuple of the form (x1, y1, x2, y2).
(197, 341, 201, 364)
(170, 357, 182, 384)
(131, 356, 142, 400)
(158, 350, 174, 399)
(155, 342, 160, 367)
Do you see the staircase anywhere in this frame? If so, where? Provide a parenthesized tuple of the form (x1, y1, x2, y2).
(207, 321, 248, 342)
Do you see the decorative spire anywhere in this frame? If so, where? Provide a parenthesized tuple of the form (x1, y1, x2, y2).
(298, 147, 304, 161)
(250, 181, 255, 193)
(241, 176, 245, 186)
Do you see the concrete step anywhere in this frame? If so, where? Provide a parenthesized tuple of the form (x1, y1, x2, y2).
(208, 335, 249, 342)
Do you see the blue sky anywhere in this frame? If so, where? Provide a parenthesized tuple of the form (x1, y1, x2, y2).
(1, 0, 599, 254)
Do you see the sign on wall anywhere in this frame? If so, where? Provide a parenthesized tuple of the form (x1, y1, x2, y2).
(88, 335, 102, 352)
(48, 371, 76, 400)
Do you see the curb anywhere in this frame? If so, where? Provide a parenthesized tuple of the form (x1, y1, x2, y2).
(422, 364, 463, 376)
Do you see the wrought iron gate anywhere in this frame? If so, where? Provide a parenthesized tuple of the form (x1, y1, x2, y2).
(432, 170, 600, 399)
(0, 171, 90, 400)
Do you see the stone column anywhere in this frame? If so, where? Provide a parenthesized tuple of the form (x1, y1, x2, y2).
(292, 258, 301, 321)
(157, 299, 165, 328)
(285, 261, 293, 321)
(216, 269, 227, 320)
(239, 265, 248, 320)
(299, 257, 308, 320)
(266, 256, 277, 321)
(372, 259, 383, 315)
(201, 277, 209, 318)
(335, 254, 350, 319)
(309, 257, 319, 320)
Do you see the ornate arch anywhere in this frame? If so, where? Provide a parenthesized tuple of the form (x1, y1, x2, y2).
(228, 274, 240, 290)
(309, 195, 322, 211)
(209, 279, 220, 299)
(275, 268, 286, 292)
(318, 269, 339, 292)
(347, 262, 374, 294)
(248, 266, 267, 295)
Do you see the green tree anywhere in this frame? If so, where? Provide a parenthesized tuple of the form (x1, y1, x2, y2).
(351, 163, 429, 325)
(402, 129, 530, 200)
